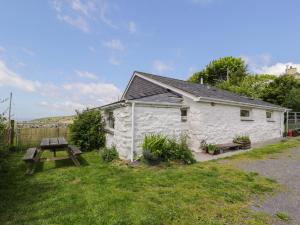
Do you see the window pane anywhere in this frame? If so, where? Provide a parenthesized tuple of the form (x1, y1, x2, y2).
(108, 112, 115, 128)
(240, 110, 250, 117)
(181, 109, 187, 117)
(266, 111, 272, 119)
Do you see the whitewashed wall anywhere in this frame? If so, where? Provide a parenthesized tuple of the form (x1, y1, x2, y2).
(104, 98, 284, 159)
(183, 97, 284, 152)
(133, 105, 182, 157)
(104, 106, 132, 159)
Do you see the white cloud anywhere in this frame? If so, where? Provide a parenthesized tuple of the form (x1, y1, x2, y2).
(109, 56, 121, 66)
(0, 59, 121, 113)
(57, 14, 90, 33)
(0, 46, 6, 54)
(103, 39, 125, 51)
(128, 21, 136, 33)
(70, 0, 96, 16)
(241, 54, 300, 76)
(258, 63, 300, 76)
(63, 82, 121, 104)
(88, 46, 96, 53)
(153, 60, 174, 74)
(50, 0, 119, 32)
(99, 2, 118, 29)
(22, 48, 35, 56)
(0, 60, 37, 92)
(39, 100, 86, 111)
(75, 70, 98, 80)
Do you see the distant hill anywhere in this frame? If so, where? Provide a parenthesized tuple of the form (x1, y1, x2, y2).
(28, 115, 75, 124)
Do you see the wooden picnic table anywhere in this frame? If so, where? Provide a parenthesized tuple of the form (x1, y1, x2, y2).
(40, 137, 81, 166)
(22, 137, 82, 174)
(40, 137, 69, 156)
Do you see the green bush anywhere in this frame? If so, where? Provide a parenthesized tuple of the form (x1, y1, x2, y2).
(101, 146, 119, 162)
(69, 110, 105, 151)
(142, 134, 196, 165)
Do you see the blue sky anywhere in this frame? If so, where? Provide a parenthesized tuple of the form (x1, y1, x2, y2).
(0, 0, 300, 120)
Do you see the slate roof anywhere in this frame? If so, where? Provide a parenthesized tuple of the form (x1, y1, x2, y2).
(123, 75, 183, 104)
(135, 71, 283, 109)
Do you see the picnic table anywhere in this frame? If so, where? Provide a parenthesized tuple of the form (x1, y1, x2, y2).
(23, 137, 82, 174)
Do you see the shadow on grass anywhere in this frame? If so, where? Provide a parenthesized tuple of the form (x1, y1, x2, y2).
(0, 153, 62, 224)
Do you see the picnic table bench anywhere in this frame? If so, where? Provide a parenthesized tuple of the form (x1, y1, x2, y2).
(23, 137, 82, 174)
(23, 147, 42, 174)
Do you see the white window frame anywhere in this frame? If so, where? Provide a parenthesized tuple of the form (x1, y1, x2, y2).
(240, 108, 253, 121)
(106, 111, 115, 129)
(181, 108, 188, 122)
(266, 111, 274, 122)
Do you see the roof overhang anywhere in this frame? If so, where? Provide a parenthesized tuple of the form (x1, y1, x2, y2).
(195, 97, 287, 112)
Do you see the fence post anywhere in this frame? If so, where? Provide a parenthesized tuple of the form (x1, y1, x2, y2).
(9, 120, 15, 147)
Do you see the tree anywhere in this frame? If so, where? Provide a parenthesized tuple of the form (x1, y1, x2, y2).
(261, 75, 300, 106)
(217, 74, 276, 99)
(283, 88, 300, 111)
(189, 56, 247, 85)
(69, 110, 106, 151)
(0, 115, 6, 136)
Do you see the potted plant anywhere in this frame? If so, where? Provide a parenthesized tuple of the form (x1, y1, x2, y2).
(233, 135, 251, 149)
(206, 144, 219, 155)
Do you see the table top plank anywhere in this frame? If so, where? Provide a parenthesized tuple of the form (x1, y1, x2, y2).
(40, 137, 68, 149)
(49, 138, 59, 146)
(40, 138, 50, 148)
(58, 137, 68, 145)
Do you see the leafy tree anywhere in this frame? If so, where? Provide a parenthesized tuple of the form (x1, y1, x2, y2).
(0, 115, 6, 136)
(189, 57, 247, 85)
(69, 110, 106, 151)
(283, 88, 300, 111)
(218, 74, 276, 99)
(261, 75, 300, 106)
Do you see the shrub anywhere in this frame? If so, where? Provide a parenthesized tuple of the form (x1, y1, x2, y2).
(142, 134, 196, 165)
(69, 110, 105, 151)
(101, 146, 119, 162)
(233, 135, 251, 144)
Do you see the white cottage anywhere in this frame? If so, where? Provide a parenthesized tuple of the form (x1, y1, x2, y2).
(99, 71, 286, 161)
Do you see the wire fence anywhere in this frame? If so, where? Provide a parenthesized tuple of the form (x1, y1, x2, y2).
(286, 112, 300, 130)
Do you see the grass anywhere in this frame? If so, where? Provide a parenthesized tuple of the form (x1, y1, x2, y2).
(275, 212, 291, 222)
(0, 138, 299, 225)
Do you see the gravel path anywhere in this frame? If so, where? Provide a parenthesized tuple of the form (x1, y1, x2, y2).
(236, 148, 300, 225)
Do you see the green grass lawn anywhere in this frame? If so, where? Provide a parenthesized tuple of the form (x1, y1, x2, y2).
(0, 138, 300, 225)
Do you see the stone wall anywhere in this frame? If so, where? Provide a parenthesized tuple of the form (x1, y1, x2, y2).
(183, 97, 284, 152)
(104, 106, 132, 159)
(104, 98, 284, 159)
(133, 105, 183, 157)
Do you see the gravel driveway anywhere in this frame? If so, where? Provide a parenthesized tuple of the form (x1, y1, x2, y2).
(236, 147, 300, 224)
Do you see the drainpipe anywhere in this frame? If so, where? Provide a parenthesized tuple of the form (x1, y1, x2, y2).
(131, 102, 135, 162)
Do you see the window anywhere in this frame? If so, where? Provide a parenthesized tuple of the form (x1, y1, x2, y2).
(108, 111, 115, 129)
(266, 111, 274, 121)
(240, 109, 250, 117)
(181, 108, 187, 122)
(240, 109, 253, 121)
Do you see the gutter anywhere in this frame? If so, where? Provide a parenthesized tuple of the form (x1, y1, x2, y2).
(196, 97, 287, 111)
(126, 100, 182, 108)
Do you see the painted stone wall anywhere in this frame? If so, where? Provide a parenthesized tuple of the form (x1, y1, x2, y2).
(133, 105, 183, 157)
(104, 106, 132, 160)
(183, 97, 284, 152)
